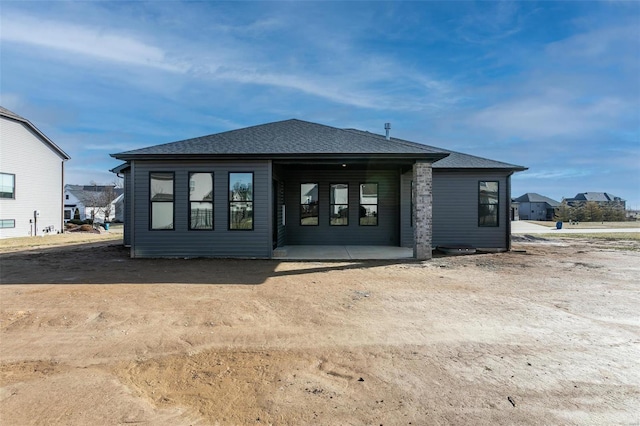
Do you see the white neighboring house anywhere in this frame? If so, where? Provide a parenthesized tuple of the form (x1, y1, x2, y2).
(0, 106, 70, 238)
(64, 184, 124, 223)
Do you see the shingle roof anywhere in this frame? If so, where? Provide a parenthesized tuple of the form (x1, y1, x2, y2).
(110, 163, 130, 174)
(65, 184, 124, 206)
(111, 118, 526, 171)
(0, 106, 71, 160)
(514, 193, 560, 206)
(112, 119, 447, 159)
(345, 129, 526, 170)
(0, 106, 24, 121)
(569, 192, 624, 202)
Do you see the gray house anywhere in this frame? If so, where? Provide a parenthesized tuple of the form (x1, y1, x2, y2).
(111, 119, 526, 259)
(0, 106, 70, 238)
(564, 192, 626, 210)
(513, 193, 560, 221)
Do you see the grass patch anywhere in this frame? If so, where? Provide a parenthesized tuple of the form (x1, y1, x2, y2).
(538, 233, 640, 241)
(527, 220, 640, 229)
(0, 232, 122, 253)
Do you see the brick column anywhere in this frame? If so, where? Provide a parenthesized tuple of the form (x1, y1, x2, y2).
(413, 162, 433, 260)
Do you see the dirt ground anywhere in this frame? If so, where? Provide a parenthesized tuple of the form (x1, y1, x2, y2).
(1, 235, 639, 425)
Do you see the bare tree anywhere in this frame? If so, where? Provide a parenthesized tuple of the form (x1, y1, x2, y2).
(85, 181, 119, 224)
(99, 185, 118, 222)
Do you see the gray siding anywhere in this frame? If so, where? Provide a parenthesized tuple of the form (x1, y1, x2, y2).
(131, 160, 271, 258)
(123, 169, 131, 246)
(432, 171, 510, 249)
(275, 179, 286, 248)
(282, 168, 400, 246)
(519, 202, 553, 221)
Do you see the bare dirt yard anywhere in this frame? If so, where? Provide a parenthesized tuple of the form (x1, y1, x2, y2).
(1, 234, 639, 425)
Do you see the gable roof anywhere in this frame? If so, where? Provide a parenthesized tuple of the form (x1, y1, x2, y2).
(568, 192, 625, 202)
(514, 193, 560, 206)
(0, 106, 70, 160)
(65, 184, 124, 206)
(111, 118, 526, 171)
(112, 119, 448, 162)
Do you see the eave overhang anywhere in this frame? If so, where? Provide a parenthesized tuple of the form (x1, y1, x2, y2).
(433, 166, 528, 173)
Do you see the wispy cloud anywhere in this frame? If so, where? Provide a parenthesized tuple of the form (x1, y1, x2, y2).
(1, 14, 188, 73)
(2, 2, 638, 207)
(467, 95, 628, 139)
(0, 9, 459, 112)
(521, 168, 594, 180)
(455, 1, 523, 44)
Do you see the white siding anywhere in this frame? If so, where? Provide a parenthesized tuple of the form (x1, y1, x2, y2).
(0, 117, 65, 238)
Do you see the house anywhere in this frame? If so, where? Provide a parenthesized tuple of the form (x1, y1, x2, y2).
(0, 106, 70, 238)
(564, 192, 626, 210)
(513, 193, 560, 221)
(510, 199, 520, 221)
(111, 119, 526, 259)
(64, 184, 124, 223)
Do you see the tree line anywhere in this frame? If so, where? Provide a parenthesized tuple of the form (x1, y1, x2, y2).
(554, 201, 626, 222)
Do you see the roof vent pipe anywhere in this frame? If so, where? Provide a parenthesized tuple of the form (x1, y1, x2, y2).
(384, 122, 391, 140)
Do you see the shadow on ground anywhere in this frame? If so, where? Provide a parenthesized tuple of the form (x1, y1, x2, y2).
(0, 242, 422, 286)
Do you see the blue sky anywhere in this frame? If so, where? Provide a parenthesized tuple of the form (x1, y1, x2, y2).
(1, 1, 639, 208)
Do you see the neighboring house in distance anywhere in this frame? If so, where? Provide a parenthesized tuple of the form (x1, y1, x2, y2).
(0, 106, 70, 238)
(64, 184, 124, 223)
(111, 119, 526, 259)
(513, 193, 560, 221)
(510, 199, 520, 221)
(564, 192, 626, 210)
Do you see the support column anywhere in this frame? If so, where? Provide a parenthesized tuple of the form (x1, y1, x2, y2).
(412, 162, 433, 260)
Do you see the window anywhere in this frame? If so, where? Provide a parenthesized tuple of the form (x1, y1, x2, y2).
(360, 183, 378, 226)
(0, 219, 15, 228)
(479, 181, 499, 227)
(65, 194, 69, 200)
(300, 183, 319, 225)
(0, 173, 15, 199)
(150, 172, 174, 230)
(330, 184, 348, 226)
(189, 173, 213, 230)
(229, 172, 253, 230)
(64, 210, 71, 220)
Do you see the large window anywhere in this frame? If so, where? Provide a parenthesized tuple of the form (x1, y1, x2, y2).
(300, 183, 319, 225)
(330, 184, 348, 226)
(229, 172, 253, 230)
(0, 219, 15, 228)
(479, 181, 499, 227)
(150, 172, 174, 230)
(359, 183, 378, 226)
(0, 173, 15, 199)
(189, 172, 214, 230)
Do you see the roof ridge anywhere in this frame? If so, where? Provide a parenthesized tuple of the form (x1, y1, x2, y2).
(341, 128, 446, 154)
(118, 118, 314, 154)
(344, 128, 525, 169)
